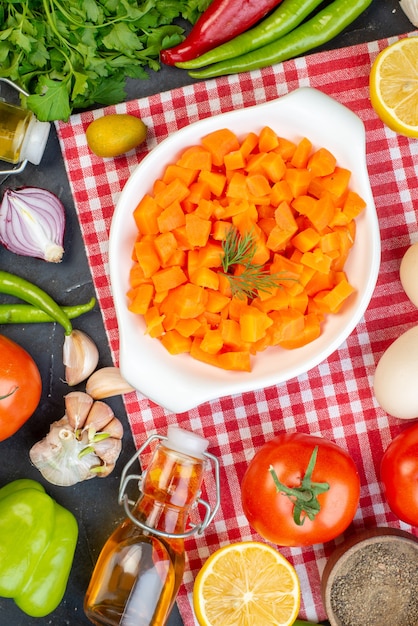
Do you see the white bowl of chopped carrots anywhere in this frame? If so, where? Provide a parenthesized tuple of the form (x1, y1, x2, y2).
(109, 87, 380, 413)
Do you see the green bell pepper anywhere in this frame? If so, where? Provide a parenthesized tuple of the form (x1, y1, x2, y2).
(0, 478, 78, 617)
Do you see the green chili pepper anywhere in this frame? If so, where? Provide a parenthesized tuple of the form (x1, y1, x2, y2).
(0, 297, 96, 324)
(0, 479, 78, 617)
(176, 0, 324, 70)
(187, 0, 373, 79)
(0, 270, 73, 335)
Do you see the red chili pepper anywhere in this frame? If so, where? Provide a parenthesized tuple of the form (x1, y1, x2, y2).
(160, 0, 284, 65)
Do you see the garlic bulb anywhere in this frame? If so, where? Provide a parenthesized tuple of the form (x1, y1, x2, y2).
(399, 0, 418, 26)
(29, 391, 123, 486)
(86, 367, 136, 399)
(63, 329, 99, 386)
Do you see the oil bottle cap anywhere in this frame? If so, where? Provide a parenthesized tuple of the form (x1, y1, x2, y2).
(165, 425, 209, 459)
(20, 115, 50, 165)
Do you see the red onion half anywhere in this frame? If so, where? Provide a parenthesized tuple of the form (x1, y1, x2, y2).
(0, 186, 65, 262)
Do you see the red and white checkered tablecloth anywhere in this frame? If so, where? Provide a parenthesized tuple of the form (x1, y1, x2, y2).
(56, 31, 418, 624)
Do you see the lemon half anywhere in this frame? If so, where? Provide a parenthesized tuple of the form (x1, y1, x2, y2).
(193, 541, 300, 626)
(370, 37, 418, 138)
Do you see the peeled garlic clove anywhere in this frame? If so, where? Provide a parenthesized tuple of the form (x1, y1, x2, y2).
(65, 391, 93, 430)
(85, 366, 136, 399)
(63, 329, 99, 386)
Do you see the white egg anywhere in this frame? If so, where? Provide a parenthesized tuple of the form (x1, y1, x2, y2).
(400, 242, 418, 308)
(374, 324, 418, 419)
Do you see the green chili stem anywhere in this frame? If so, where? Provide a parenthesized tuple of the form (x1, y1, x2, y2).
(269, 446, 330, 526)
(0, 270, 73, 335)
(0, 298, 96, 325)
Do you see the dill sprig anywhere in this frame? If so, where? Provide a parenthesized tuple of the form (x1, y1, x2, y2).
(221, 228, 282, 299)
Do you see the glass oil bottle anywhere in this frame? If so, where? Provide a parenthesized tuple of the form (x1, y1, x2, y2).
(84, 426, 220, 626)
(0, 77, 50, 175)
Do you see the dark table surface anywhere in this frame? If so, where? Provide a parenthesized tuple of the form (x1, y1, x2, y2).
(0, 1, 413, 624)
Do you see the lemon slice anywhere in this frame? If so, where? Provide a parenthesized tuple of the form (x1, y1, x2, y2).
(370, 37, 418, 138)
(192, 541, 300, 626)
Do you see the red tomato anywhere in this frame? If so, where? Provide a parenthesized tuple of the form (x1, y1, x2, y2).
(241, 432, 360, 547)
(0, 334, 42, 441)
(380, 422, 418, 527)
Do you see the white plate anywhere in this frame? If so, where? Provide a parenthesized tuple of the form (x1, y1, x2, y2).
(109, 87, 380, 413)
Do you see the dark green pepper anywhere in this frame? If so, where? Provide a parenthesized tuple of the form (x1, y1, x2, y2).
(0, 479, 78, 617)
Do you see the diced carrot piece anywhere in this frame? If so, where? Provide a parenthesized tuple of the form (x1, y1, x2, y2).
(201, 128, 240, 167)
(206, 290, 231, 313)
(258, 126, 279, 152)
(160, 283, 208, 319)
(319, 277, 355, 313)
(165, 249, 186, 267)
(219, 318, 245, 350)
(217, 350, 251, 372)
(175, 318, 202, 337)
(224, 149, 246, 171)
(270, 180, 294, 206)
(226, 172, 249, 199)
(144, 306, 165, 338)
(185, 213, 212, 248)
(274, 201, 298, 231)
(128, 283, 155, 315)
(279, 313, 321, 349)
(239, 131, 259, 158)
(266, 226, 294, 252)
(245, 152, 268, 174)
(261, 152, 286, 182)
(240, 305, 273, 342)
(135, 240, 161, 278)
(129, 262, 147, 288)
(285, 168, 313, 197)
(246, 173, 271, 197)
(212, 220, 233, 241)
(157, 201, 186, 233)
(176, 145, 213, 170)
(291, 137, 312, 168)
(154, 178, 190, 209)
(154, 231, 178, 265)
(198, 169, 227, 196)
(197, 241, 223, 268)
(275, 136, 297, 160)
(190, 266, 219, 290)
(291, 227, 321, 252)
(292, 194, 317, 217)
(162, 164, 198, 186)
(200, 329, 224, 354)
(318, 166, 351, 198)
(152, 266, 188, 293)
(308, 193, 335, 232)
(308, 147, 337, 177)
(160, 329, 192, 354)
(342, 190, 367, 220)
(301, 248, 333, 274)
(187, 181, 212, 205)
(133, 194, 161, 235)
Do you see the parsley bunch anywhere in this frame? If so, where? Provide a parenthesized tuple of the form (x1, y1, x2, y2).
(0, 0, 210, 122)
